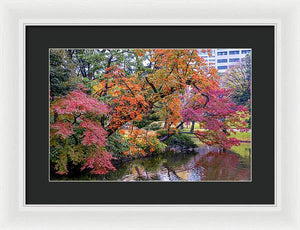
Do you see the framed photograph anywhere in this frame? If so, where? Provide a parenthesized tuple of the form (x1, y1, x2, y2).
(1, 0, 299, 229)
(26, 26, 273, 204)
(49, 47, 253, 183)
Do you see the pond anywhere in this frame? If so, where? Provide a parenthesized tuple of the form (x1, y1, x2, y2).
(52, 143, 251, 181)
(93, 144, 251, 182)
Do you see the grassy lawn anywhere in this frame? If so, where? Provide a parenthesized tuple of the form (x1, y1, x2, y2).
(230, 143, 251, 167)
(230, 143, 251, 158)
(229, 131, 251, 141)
(180, 128, 251, 141)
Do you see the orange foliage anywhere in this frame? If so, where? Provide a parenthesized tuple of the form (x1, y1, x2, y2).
(92, 49, 219, 156)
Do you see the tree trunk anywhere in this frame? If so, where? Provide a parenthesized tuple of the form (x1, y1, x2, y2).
(190, 121, 195, 132)
(179, 122, 184, 129)
(159, 121, 184, 142)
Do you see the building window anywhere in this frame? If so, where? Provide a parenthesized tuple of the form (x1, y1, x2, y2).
(242, 50, 251, 54)
(217, 66, 228, 70)
(229, 50, 240, 55)
(229, 58, 240, 62)
(217, 59, 227, 63)
(217, 51, 227, 56)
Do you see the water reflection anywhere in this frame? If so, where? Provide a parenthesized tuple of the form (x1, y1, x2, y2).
(99, 145, 251, 182)
(196, 152, 250, 181)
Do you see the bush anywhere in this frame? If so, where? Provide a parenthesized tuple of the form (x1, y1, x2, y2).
(106, 132, 129, 157)
(157, 130, 197, 149)
(143, 135, 166, 154)
(133, 113, 160, 129)
(148, 122, 162, 130)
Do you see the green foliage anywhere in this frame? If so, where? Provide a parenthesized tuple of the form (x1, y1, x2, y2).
(50, 49, 75, 98)
(133, 113, 160, 129)
(106, 132, 130, 156)
(231, 87, 250, 108)
(166, 134, 197, 149)
(247, 116, 251, 128)
(50, 135, 87, 175)
(157, 130, 197, 149)
(66, 49, 148, 79)
(223, 54, 251, 108)
(148, 122, 162, 130)
(143, 136, 166, 154)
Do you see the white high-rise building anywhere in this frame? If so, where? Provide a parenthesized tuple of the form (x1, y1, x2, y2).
(199, 49, 251, 73)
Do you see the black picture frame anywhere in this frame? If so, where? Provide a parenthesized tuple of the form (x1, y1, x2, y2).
(26, 26, 274, 204)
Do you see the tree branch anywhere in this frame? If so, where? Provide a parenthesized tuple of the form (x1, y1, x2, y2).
(145, 77, 158, 93)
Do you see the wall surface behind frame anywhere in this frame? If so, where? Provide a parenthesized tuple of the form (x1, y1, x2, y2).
(0, 0, 300, 229)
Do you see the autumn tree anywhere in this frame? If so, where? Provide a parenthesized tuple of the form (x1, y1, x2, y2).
(50, 87, 115, 175)
(93, 49, 219, 134)
(181, 88, 249, 150)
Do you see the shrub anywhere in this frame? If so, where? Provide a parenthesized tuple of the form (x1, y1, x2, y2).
(133, 113, 160, 129)
(148, 122, 162, 130)
(106, 132, 130, 157)
(157, 130, 197, 149)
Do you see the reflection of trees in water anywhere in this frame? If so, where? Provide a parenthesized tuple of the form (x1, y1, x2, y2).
(93, 150, 250, 181)
(162, 163, 183, 181)
(163, 151, 197, 168)
(118, 151, 198, 181)
(96, 162, 132, 180)
(196, 152, 250, 181)
(96, 154, 170, 180)
(138, 155, 167, 173)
